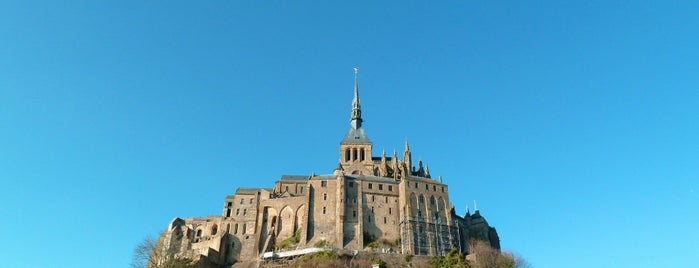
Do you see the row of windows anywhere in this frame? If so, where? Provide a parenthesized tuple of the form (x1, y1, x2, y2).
(232, 223, 247, 235)
(409, 182, 445, 193)
(284, 185, 305, 193)
(344, 147, 368, 162)
(366, 194, 395, 203)
(366, 183, 393, 192)
(238, 198, 255, 205)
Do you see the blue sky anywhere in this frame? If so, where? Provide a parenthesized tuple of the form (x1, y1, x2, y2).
(1, 1, 698, 267)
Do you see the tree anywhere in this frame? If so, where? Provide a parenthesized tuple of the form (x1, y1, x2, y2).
(465, 240, 530, 268)
(131, 235, 195, 268)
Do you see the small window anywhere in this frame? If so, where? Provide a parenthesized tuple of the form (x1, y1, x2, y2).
(433, 185, 436, 191)
(371, 206, 374, 213)
(415, 182, 418, 188)
(323, 207, 327, 214)
(240, 199, 244, 204)
(321, 181, 327, 187)
(441, 186, 445, 193)
(211, 224, 218, 235)
(234, 224, 238, 234)
(242, 224, 246, 234)
(349, 182, 354, 188)
(243, 209, 247, 216)
(384, 217, 387, 224)
(236, 209, 240, 216)
(379, 184, 383, 190)
(385, 196, 388, 203)
(389, 208, 392, 215)
(388, 185, 393, 191)
(196, 229, 202, 237)
(227, 202, 232, 208)
(368, 183, 373, 189)
(300, 187, 304, 193)
(323, 193, 327, 201)
(285, 186, 289, 192)
(371, 195, 375, 202)
(250, 198, 254, 204)
(353, 210, 357, 217)
(425, 184, 429, 190)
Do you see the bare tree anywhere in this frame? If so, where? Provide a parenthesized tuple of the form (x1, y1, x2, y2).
(131, 236, 158, 268)
(131, 235, 195, 268)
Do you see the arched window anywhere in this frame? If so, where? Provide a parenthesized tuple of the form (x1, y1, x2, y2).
(211, 224, 218, 235)
(196, 229, 202, 237)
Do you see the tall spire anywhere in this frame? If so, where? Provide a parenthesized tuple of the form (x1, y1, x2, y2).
(350, 67, 363, 129)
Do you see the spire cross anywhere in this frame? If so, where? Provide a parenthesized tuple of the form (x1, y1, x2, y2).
(350, 67, 363, 129)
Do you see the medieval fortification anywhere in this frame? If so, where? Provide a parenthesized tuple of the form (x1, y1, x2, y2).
(153, 70, 500, 267)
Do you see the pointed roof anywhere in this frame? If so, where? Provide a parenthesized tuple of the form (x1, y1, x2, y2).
(342, 67, 371, 144)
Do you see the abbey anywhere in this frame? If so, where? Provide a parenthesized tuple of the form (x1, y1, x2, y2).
(154, 70, 500, 267)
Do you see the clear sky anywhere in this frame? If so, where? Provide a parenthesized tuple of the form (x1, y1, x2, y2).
(1, 1, 698, 267)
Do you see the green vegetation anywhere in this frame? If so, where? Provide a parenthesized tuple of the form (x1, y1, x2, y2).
(429, 248, 468, 268)
(292, 251, 342, 268)
(314, 239, 330, 248)
(404, 254, 414, 263)
(279, 229, 302, 250)
(370, 256, 388, 268)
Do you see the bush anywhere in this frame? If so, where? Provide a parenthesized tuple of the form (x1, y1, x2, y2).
(314, 240, 330, 248)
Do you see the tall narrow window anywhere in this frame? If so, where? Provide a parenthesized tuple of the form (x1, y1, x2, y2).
(389, 208, 392, 214)
(360, 149, 365, 161)
(385, 196, 388, 203)
(384, 217, 387, 224)
(372, 195, 375, 202)
(243, 209, 247, 216)
(234, 224, 238, 234)
(323, 193, 327, 201)
(240, 199, 244, 204)
(242, 224, 246, 234)
(345, 148, 350, 162)
(226, 209, 231, 217)
(353, 148, 357, 161)
(250, 198, 254, 204)
(442, 186, 445, 193)
(323, 207, 327, 214)
(236, 209, 240, 216)
(433, 185, 436, 191)
(353, 210, 357, 218)
(379, 184, 383, 190)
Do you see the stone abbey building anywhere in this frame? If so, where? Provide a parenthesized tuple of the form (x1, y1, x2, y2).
(154, 70, 500, 267)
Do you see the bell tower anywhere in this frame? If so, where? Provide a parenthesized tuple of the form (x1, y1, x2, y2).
(339, 68, 373, 175)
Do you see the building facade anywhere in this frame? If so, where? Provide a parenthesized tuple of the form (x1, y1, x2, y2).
(154, 70, 500, 267)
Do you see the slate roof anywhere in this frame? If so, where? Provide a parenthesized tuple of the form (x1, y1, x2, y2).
(341, 127, 371, 143)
